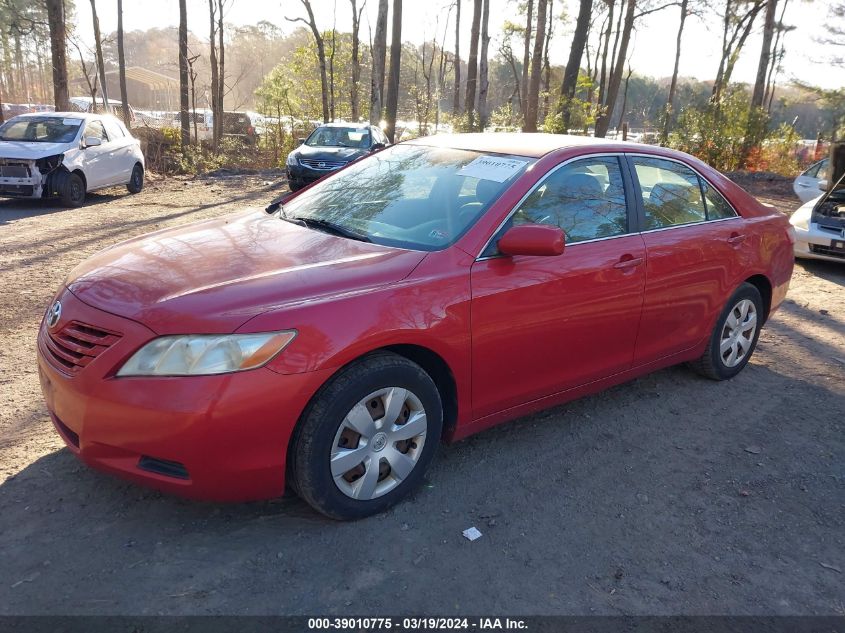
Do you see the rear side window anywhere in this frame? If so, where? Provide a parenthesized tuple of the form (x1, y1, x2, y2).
(632, 157, 706, 229)
(511, 156, 629, 243)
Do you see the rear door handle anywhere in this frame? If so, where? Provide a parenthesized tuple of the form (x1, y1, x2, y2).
(727, 233, 747, 245)
(613, 256, 644, 270)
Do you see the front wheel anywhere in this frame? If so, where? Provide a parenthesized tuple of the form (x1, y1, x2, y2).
(689, 283, 764, 380)
(290, 353, 443, 520)
(127, 164, 144, 194)
(60, 172, 86, 208)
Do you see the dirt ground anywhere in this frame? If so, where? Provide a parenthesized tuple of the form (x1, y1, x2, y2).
(0, 170, 843, 616)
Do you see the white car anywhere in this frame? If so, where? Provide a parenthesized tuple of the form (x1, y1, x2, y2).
(790, 180, 845, 264)
(793, 158, 829, 203)
(0, 112, 144, 207)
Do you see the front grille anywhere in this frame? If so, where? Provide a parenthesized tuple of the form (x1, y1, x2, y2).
(299, 158, 347, 171)
(41, 321, 122, 375)
(810, 244, 845, 259)
(138, 456, 190, 480)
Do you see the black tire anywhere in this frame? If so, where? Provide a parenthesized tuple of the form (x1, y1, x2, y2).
(290, 352, 443, 520)
(60, 172, 86, 208)
(288, 179, 304, 192)
(688, 282, 764, 381)
(127, 164, 144, 194)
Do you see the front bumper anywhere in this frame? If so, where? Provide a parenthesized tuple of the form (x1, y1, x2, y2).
(37, 288, 334, 502)
(0, 159, 43, 198)
(793, 224, 845, 264)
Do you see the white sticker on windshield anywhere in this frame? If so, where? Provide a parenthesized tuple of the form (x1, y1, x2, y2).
(457, 155, 528, 182)
(62, 119, 82, 126)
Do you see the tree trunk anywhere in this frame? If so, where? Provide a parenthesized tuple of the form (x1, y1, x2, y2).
(117, 0, 130, 127)
(209, 0, 220, 150)
(595, 0, 634, 138)
(597, 1, 614, 113)
(370, 0, 388, 124)
(90, 0, 109, 109)
(560, 0, 592, 131)
(751, 0, 777, 109)
(616, 64, 632, 130)
(660, 0, 688, 145)
(520, 0, 533, 116)
(289, 0, 330, 123)
(46, 0, 69, 111)
(763, 0, 789, 109)
(452, 0, 461, 114)
(330, 7, 337, 121)
(477, 0, 490, 130)
(524, 0, 547, 132)
(217, 0, 224, 121)
(179, 0, 190, 149)
(384, 0, 402, 142)
(464, 0, 481, 129)
(350, 0, 363, 121)
(540, 0, 553, 124)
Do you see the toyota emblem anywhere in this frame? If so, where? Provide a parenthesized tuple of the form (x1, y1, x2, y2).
(47, 300, 62, 329)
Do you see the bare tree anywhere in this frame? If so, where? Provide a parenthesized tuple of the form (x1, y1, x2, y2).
(594, 0, 634, 137)
(117, 0, 130, 127)
(559, 0, 592, 131)
(520, 0, 534, 116)
(329, 1, 337, 121)
(384, 0, 402, 141)
(370, 0, 388, 124)
(286, 0, 329, 122)
(464, 0, 481, 128)
(349, 0, 366, 121)
(712, 0, 765, 103)
(477, 0, 490, 129)
(179, 0, 190, 148)
(90, 0, 109, 109)
(524, 0, 547, 132)
(540, 0, 553, 123)
(660, 0, 689, 144)
(217, 0, 224, 117)
(452, 0, 461, 114)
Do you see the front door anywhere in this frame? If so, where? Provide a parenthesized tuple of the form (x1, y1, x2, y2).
(470, 155, 646, 419)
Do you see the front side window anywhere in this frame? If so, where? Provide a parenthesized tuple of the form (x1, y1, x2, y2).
(511, 156, 629, 243)
(103, 118, 125, 140)
(280, 144, 533, 251)
(632, 157, 707, 229)
(84, 120, 108, 142)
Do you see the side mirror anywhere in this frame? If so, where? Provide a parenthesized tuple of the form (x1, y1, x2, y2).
(498, 224, 565, 257)
(371, 142, 386, 152)
(818, 179, 829, 191)
(84, 136, 102, 147)
(297, 138, 306, 146)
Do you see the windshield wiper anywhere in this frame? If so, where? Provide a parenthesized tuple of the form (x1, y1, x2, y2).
(287, 216, 371, 242)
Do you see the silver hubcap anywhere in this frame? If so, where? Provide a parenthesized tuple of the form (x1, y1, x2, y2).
(330, 387, 427, 500)
(720, 299, 758, 368)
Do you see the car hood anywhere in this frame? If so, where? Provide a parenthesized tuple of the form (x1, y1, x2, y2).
(66, 210, 427, 334)
(296, 145, 367, 162)
(0, 141, 71, 159)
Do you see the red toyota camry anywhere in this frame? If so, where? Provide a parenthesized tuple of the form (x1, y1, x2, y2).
(37, 134, 794, 519)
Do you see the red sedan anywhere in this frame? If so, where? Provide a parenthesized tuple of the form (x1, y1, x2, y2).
(37, 134, 794, 519)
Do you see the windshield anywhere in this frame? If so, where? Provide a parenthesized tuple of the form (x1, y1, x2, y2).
(306, 126, 372, 148)
(281, 144, 534, 251)
(0, 117, 81, 143)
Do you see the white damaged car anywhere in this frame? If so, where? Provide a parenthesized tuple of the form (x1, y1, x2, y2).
(0, 112, 144, 207)
(790, 172, 845, 264)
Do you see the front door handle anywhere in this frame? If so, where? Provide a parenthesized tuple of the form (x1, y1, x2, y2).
(727, 233, 747, 246)
(613, 256, 644, 270)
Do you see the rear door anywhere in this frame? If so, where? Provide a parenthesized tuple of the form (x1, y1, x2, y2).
(470, 154, 647, 419)
(627, 155, 747, 366)
(102, 117, 134, 183)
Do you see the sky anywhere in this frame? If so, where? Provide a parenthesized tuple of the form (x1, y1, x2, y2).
(72, 0, 845, 91)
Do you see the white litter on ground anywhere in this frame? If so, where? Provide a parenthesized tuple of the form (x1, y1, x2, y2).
(462, 527, 482, 541)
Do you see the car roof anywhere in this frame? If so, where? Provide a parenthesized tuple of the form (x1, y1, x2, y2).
(404, 132, 642, 158)
(315, 122, 374, 129)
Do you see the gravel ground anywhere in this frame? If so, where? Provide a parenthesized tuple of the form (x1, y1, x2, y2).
(0, 171, 843, 615)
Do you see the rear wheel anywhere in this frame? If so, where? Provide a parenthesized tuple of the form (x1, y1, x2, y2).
(60, 172, 85, 208)
(127, 164, 144, 194)
(290, 352, 443, 520)
(689, 283, 763, 380)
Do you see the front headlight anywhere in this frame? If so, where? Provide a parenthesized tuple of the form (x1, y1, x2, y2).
(286, 152, 298, 166)
(789, 205, 812, 231)
(116, 331, 296, 377)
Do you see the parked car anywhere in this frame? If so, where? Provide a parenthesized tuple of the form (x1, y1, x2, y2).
(285, 122, 389, 191)
(37, 134, 793, 519)
(69, 96, 137, 126)
(790, 169, 845, 263)
(0, 112, 145, 207)
(220, 111, 260, 145)
(793, 158, 829, 203)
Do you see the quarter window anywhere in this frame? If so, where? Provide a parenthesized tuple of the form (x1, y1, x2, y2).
(700, 179, 737, 220)
(511, 156, 629, 243)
